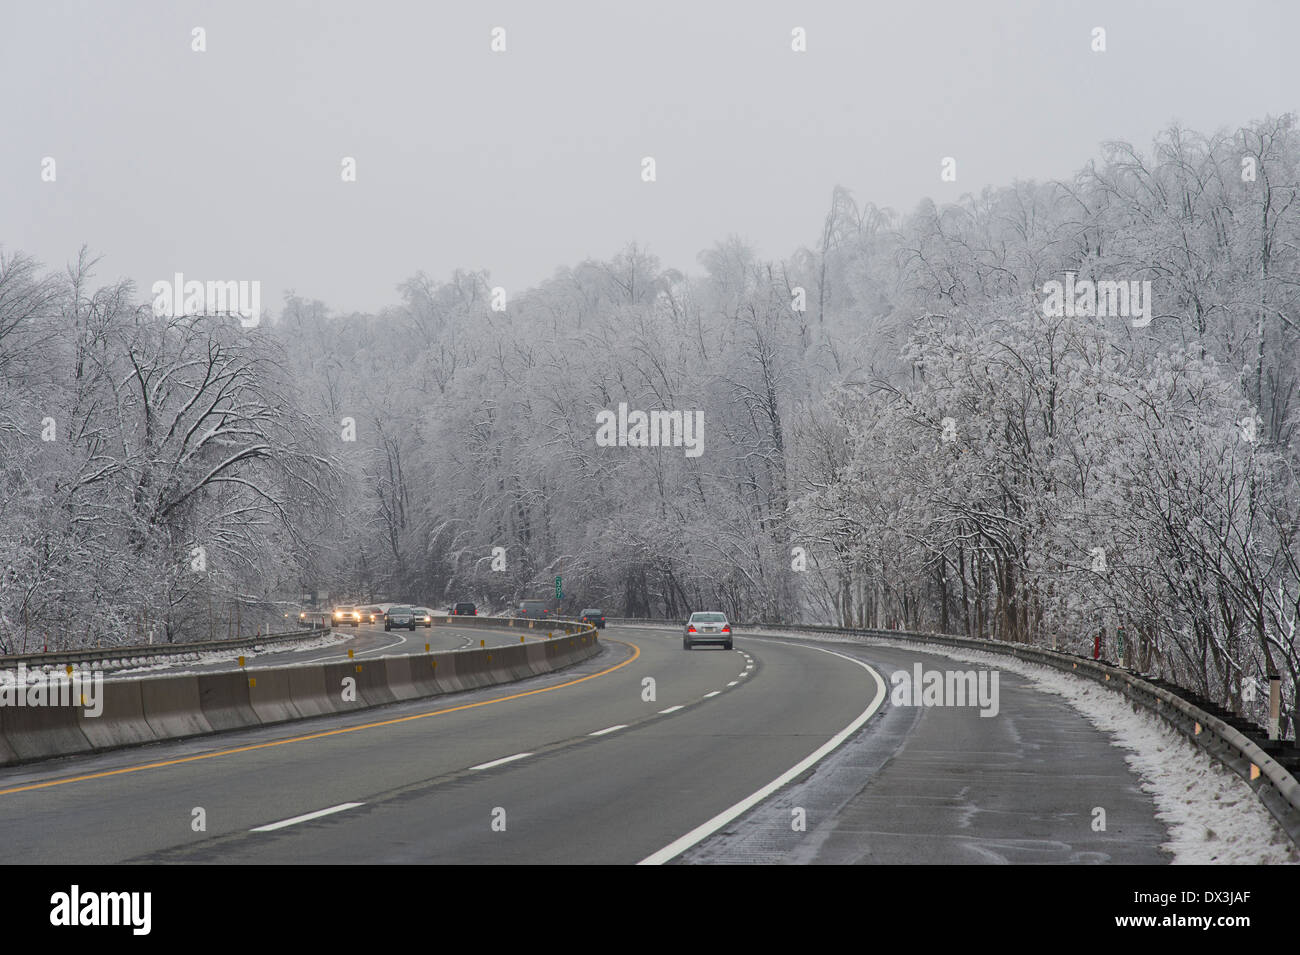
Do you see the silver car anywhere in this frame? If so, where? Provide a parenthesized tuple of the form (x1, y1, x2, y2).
(683, 612, 732, 650)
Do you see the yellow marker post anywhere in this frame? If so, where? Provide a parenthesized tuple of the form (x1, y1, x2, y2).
(520, 636, 525, 643)
(480, 639, 485, 647)
(1194, 722, 1202, 735)
(355, 665, 362, 673)
(425, 643, 430, 652)
(66, 665, 73, 677)
(248, 678, 257, 688)
(238, 655, 245, 668)
(348, 649, 354, 659)
(1250, 764, 1261, 780)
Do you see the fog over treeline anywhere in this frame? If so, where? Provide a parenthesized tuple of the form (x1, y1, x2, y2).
(3, 115, 1299, 733)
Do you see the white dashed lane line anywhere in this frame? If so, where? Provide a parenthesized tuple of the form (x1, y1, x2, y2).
(658, 705, 684, 714)
(703, 691, 720, 698)
(589, 724, 627, 736)
(251, 802, 364, 832)
(469, 752, 533, 771)
(727, 681, 738, 686)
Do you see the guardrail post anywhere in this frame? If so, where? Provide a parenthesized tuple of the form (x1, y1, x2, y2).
(1269, 671, 1281, 740)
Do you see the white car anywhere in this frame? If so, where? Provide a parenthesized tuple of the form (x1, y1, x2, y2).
(683, 612, 732, 650)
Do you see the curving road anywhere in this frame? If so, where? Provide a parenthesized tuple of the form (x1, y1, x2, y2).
(0, 624, 1169, 863)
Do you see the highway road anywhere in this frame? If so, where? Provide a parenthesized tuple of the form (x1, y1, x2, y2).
(0, 624, 1169, 863)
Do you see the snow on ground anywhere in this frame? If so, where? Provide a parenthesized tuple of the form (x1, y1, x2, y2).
(754, 628, 1299, 865)
(110, 632, 347, 675)
(0, 631, 348, 680)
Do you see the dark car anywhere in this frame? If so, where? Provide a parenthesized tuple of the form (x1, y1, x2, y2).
(450, 602, 477, 616)
(385, 606, 417, 631)
(517, 600, 550, 619)
(579, 608, 606, 629)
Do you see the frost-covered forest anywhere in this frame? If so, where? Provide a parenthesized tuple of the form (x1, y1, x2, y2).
(2, 116, 1298, 734)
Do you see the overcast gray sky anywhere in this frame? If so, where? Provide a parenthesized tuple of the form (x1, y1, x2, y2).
(3, 0, 1297, 316)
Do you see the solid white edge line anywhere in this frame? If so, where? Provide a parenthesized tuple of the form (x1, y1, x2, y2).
(251, 802, 364, 832)
(658, 705, 684, 714)
(638, 640, 887, 865)
(589, 724, 628, 736)
(469, 752, 534, 771)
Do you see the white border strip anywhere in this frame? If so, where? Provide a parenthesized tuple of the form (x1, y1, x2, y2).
(638, 640, 887, 864)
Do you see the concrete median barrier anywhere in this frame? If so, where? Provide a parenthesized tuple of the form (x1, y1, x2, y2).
(0, 622, 603, 768)
(140, 675, 213, 739)
(407, 653, 450, 697)
(287, 665, 339, 718)
(78, 679, 154, 749)
(321, 658, 397, 708)
(197, 671, 259, 732)
(1, 698, 93, 763)
(246, 667, 303, 725)
(0, 708, 18, 765)
(382, 656, 420, 702)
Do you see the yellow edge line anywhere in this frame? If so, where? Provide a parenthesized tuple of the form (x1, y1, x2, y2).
(0, 639, 640, 797)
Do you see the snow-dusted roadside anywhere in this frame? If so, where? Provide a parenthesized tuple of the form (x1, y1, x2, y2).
(0, 631, 348, 681)
(756, 628, 1298, 865)
(110, 632, 348, 675)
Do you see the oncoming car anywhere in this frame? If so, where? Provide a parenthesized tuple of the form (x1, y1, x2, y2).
(385, 606, 417, 631)
(683, 611, 732, 650)
(332, 606, 361, 627)
(412, 608, 433, 627)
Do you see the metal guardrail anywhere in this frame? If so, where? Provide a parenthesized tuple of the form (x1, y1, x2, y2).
(0, 627, 333, 670)
(608, 616, 1300, 847)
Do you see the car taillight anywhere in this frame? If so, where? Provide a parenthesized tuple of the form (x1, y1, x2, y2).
(722, 625, 730, 632)
(688, 626, 697, 632)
